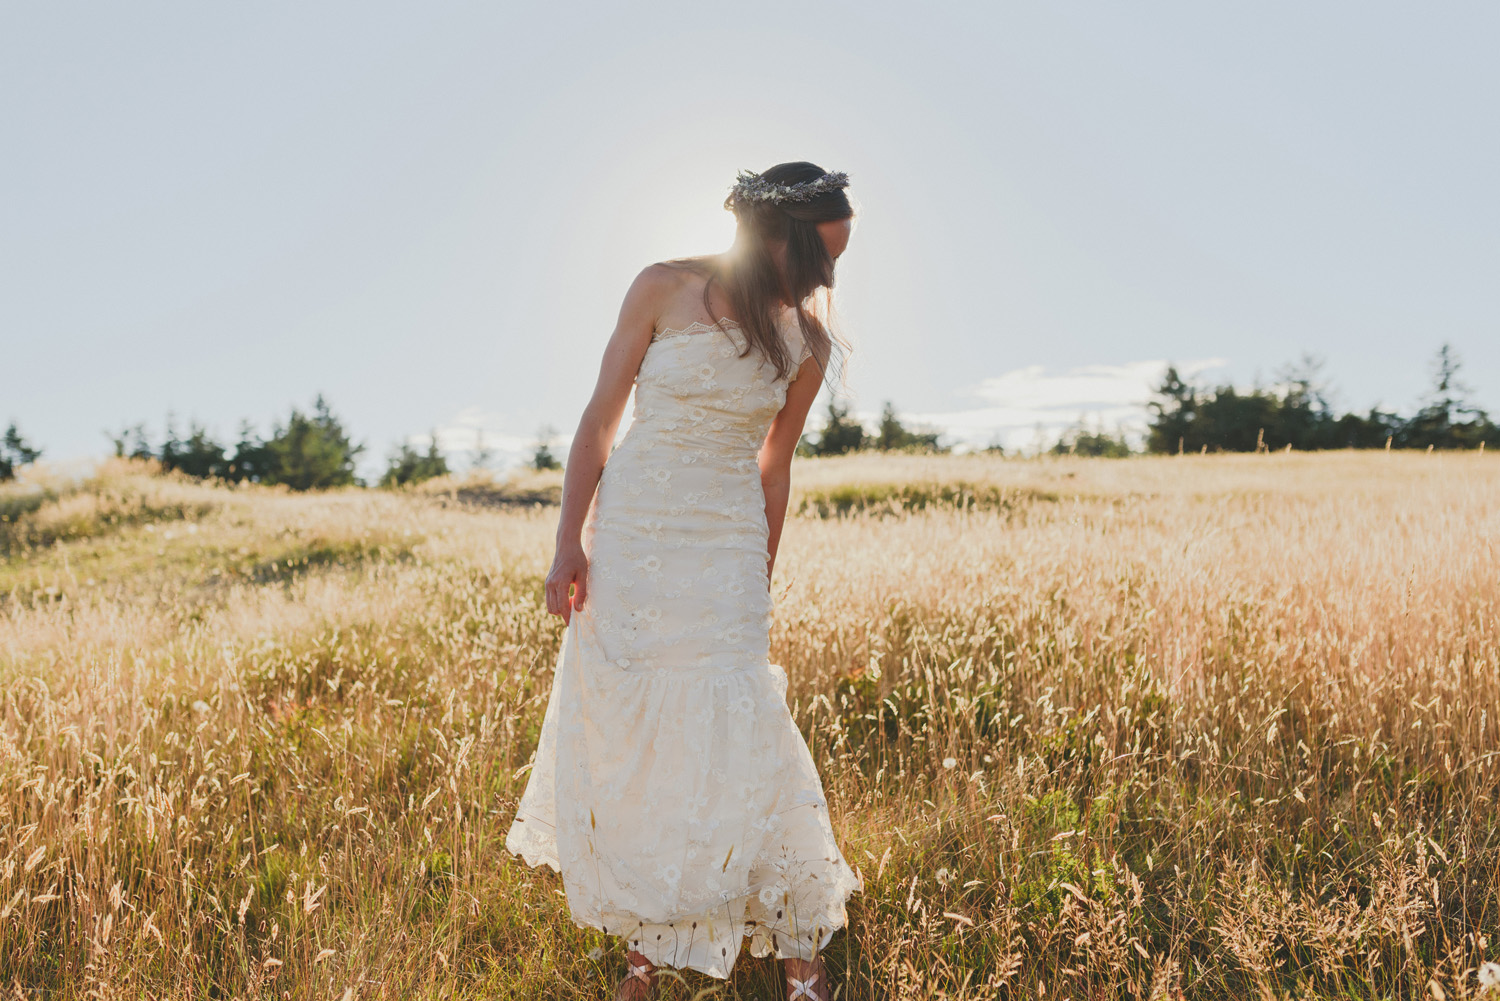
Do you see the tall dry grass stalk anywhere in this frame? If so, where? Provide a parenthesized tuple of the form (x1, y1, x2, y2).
(1, 452, 1497, 999)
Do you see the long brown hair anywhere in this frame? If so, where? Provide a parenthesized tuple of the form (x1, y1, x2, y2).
(669, 161, 853, 385)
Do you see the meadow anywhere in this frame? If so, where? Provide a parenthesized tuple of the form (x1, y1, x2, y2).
(1, 452, 1497, 1000)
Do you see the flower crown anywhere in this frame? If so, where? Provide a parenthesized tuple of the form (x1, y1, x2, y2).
(730, 169, 850, 206)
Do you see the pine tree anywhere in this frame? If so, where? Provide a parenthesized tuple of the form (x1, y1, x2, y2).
(380, 431, 449, 487)
(0, 423, 42, 482)
(262, 395, 364, 490)
(1398, 344, 1497, 449)
(1147, 366, 1197, 453)
(873, 401, 943, 452)
(802, 399, 866, 456)
(471, 430, 496, 472)
(1052, 416, 1133, 457)
(109, 423, 154, 461)
(156, 417, 228, 479)
(532, 425, 561, 470)
(226, 421, 271, 483)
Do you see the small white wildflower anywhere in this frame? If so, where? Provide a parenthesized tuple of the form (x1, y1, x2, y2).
(1478, 961, 1500, 988)
(942, 757, 957, 770)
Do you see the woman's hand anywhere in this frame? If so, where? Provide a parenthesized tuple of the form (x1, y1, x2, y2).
(545, 544, 589, 625)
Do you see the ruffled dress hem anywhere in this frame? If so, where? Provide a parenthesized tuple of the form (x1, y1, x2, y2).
(507, 804, 861, 979)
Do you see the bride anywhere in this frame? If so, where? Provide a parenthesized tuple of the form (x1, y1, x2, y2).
(506, 162, 862, 1000)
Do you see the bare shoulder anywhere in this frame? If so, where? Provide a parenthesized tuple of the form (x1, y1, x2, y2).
(635, 261, 692, 291)
(618, 262, 698, 326)
(647, 255, 729, 328)
(623, 261, 676, 302)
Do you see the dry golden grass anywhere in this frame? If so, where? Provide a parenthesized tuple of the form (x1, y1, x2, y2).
(1, 452, 1498, 999)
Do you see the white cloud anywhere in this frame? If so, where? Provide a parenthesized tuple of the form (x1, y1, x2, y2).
(967, 359, 1224, 410)
(841, 358, 1227, 453)
(376, 358, 1234, 478)
(360, 407, 573, 481)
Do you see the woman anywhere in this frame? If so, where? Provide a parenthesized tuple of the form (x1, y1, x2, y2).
(505, 162, 862, 1001)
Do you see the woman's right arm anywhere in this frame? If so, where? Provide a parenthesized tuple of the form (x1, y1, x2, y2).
(544, 265, 672, 624)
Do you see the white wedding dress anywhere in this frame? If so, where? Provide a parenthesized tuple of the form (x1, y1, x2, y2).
(506, 313, 861, 978)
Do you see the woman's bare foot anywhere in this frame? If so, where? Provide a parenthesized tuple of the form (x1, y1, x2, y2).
(612, 951, 657, 1000)
(784, 956, 830, 1000)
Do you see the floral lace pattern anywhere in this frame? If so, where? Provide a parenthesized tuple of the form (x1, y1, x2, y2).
(506, 316, 859, 978)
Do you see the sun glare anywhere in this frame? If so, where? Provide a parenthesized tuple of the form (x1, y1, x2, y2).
(647, 179, 738, 261)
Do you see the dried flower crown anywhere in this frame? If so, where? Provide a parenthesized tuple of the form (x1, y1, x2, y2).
(730, 169, 850, 206)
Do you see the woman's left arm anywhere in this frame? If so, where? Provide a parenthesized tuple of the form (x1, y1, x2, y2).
(758, 356, 825, 583)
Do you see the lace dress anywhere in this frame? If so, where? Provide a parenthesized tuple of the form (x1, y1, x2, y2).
(505, 315, 862, 979)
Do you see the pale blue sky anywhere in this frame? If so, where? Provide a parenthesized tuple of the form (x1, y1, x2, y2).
(4, 2, 1497, 472)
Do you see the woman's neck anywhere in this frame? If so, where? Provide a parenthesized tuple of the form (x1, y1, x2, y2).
(718, 247, 797, 310)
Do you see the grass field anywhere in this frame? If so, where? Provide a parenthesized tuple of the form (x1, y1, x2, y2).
(2, 452, 1498, 1000)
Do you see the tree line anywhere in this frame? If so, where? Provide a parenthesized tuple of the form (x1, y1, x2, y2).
(0, 396, 566, 489)
(797, 400, 948, 456)
(1, 345, 1492, 488)
(1146, 344, 1497, 454)
(106, 396, 371, 489)
(1, 393, 945, 490)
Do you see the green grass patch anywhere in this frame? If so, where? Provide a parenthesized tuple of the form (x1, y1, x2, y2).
(796, 480, 1058, 517)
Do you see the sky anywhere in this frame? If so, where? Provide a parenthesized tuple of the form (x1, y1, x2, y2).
(4, 2, 1498, 476)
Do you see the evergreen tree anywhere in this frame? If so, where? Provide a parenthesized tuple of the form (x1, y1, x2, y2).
(225, 421, 272, 483)
(801, 399, 866, 456)
(1271, 354, 1335, 449)
(1329, 407, 1403, 449)
(471, 430, 496, 472)
(875, 402, 905, 451)
(873, 401, 944, 452)
(262, 396, 364, 490)
(0, 423, 42, 482)
(1052, 417, 1133, 457)
(1146, 366, 1197, 453)
(1191, 386, 1282, 452)
(109, 423, 154, 461)
(157, 418, 228, 479)
(158, 414, 183, 472)
(1146, 349, 1497, 454)
(532, 425, 562, 470)
(380, 432, 449, 487)
(1397, 344, 1498, 449)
